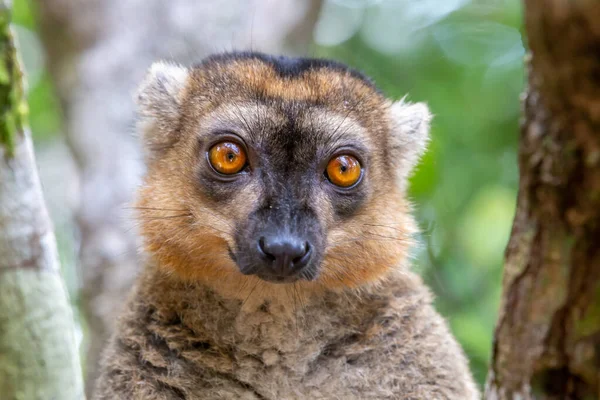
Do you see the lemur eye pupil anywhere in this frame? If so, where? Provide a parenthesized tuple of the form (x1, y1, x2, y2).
(208, 141, 247, 175)
(326, 155, 362, 188)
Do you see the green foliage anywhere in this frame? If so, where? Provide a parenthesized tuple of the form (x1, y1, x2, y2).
(12, 0, 35, 29)
(11, 0, 62, 143)
(27, 73, 62, 140)
(317, 1, 523, 386)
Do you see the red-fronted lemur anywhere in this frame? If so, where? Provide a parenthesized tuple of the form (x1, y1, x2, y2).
(93, 52, 479, 399)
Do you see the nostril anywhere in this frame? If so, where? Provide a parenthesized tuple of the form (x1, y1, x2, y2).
(258, 236, 276, 261)
(292, 241, 311, 265)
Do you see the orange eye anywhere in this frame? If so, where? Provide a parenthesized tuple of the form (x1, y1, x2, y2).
(208, 141, 247, 175)
(326, 155, 362, 188)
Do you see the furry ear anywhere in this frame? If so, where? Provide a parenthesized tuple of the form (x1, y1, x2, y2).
(136, 61, 189, 161)
(388, 99, 431, 189)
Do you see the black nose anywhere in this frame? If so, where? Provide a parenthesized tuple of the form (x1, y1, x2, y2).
(257, 236, 311, 277)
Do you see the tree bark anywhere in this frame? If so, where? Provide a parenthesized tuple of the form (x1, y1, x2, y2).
(485, 1, 600, 399)
(33, 0, 323, 393)
(0, 2, 84, 399)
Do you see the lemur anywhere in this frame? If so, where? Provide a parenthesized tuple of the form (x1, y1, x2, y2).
(93, 52, 479, 399)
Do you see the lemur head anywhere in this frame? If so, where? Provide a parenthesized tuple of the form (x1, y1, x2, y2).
(136, 52, 430, 293)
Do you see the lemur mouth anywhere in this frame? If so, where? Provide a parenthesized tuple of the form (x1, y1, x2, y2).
(255, 274, 301, 284)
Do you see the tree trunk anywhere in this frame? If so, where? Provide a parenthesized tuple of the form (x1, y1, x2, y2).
(33, 0, 322, 393)
(485, 1, 600, 399)
(0, 3, 84, 399)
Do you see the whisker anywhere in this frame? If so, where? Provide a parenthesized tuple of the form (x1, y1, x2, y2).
(329, 106, 353, 139)
(127, 206, 189, 212)
(133, 214, 232, 236)
(163, 226, 194, 246)
(355, 219, 407, 225)
(124, 216, 190, 236)
(131, 204, 234, 230)
(136, 214, 193, 220)
(292, 282, 308, 335)
(284, 285, 294, 315)
(133, 209, 234, 232)
(359, 223, 407, 232)
(325, 268, 347, 286)
(359, 231, 410, 240)
(113, 248, 139, 258)
(195, 209, 235, 229)
(190, 221, 230, 236)
(292, 283, 298, 335)
(232, 103, 254, 136)
(235, 274, 252, 299)
(241, 279, 261, 309)
(328, 237, 411, 247)
(329, 232, 412, 246)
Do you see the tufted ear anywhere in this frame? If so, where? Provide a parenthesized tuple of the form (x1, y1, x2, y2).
(388, 99, 431, 190)
(136, 61, 189, 161)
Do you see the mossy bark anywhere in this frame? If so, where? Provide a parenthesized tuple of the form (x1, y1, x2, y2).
(0, 1, 27, 156)
(0, 1, 84, 399)
(485, 1, 600, 399)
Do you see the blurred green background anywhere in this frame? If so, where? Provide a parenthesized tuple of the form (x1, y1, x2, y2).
(15, 0, 522, 388)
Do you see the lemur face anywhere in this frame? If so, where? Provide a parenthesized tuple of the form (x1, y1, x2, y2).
(196, 102, 369, 283)
(136, 53, 430, 289)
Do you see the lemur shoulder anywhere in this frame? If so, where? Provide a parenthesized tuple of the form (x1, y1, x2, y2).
(93, 52, 479, 400)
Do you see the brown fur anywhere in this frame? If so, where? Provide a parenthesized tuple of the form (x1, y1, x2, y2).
(93, 53, 479, 399)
